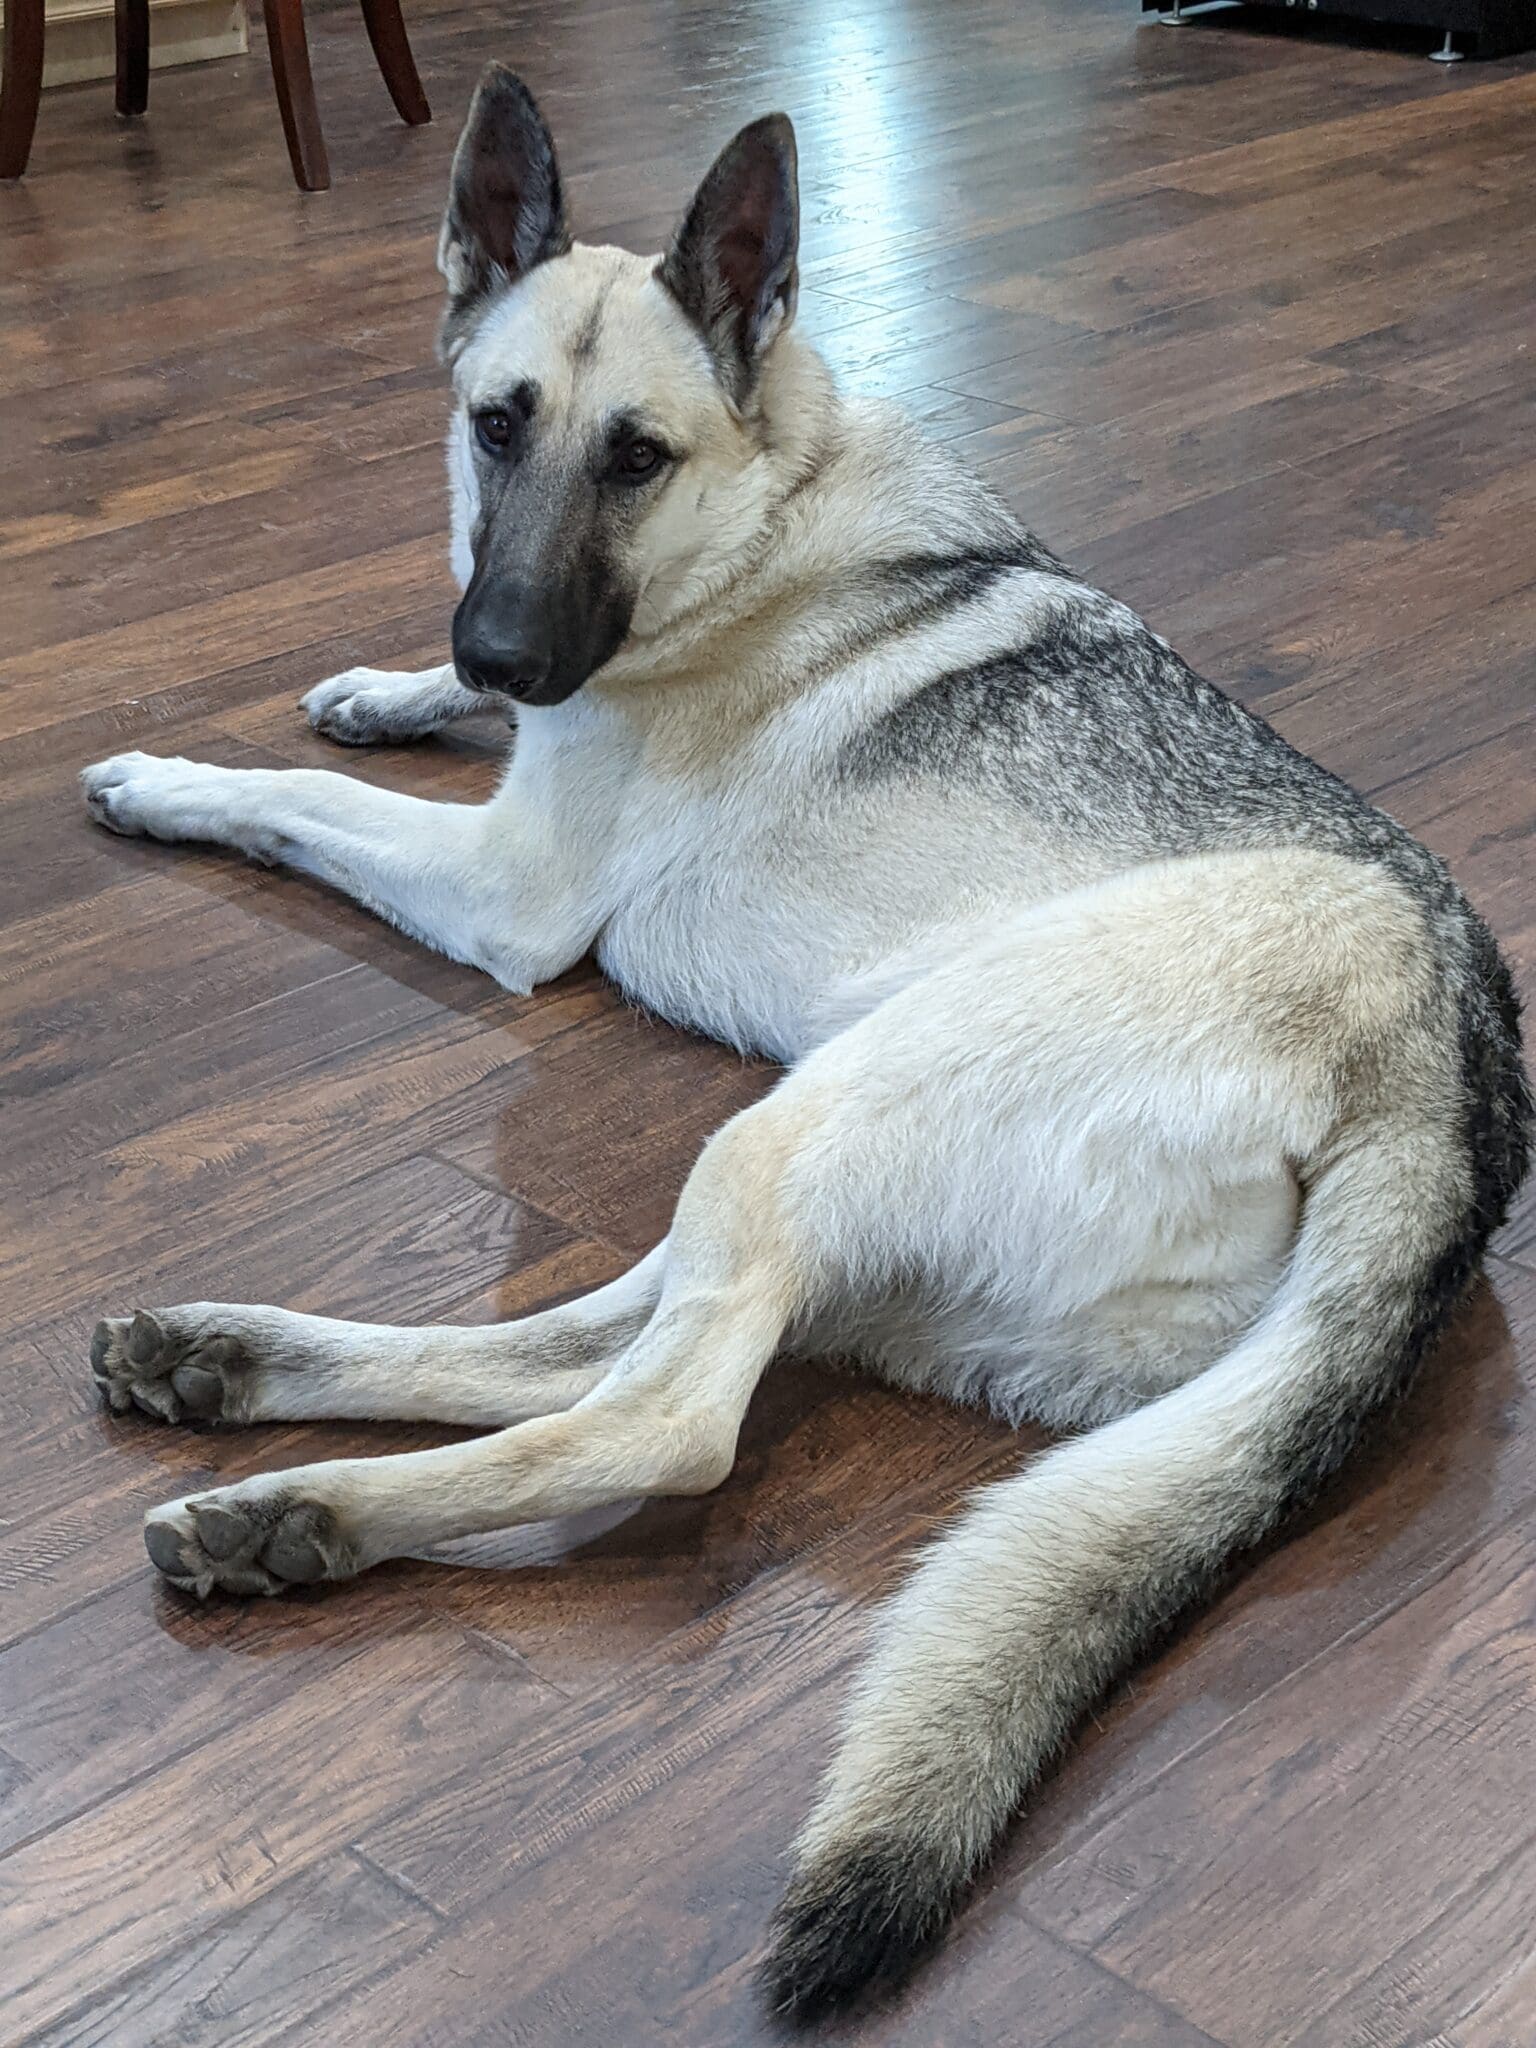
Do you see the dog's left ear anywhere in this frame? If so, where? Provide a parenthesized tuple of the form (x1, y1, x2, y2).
(439, 65, 570, 340)
(659, 114, 799, 405)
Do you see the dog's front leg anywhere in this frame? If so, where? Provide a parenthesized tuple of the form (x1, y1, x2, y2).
(79, 754, 591, 990)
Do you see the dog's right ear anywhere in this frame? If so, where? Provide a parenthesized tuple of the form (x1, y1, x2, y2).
(439, 65, 570, 336)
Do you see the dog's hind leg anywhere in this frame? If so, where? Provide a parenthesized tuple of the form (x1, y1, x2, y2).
(137, 1074, 844, 1596)
(91, 1244, 668, 1429)
(301, 662, 485, 746)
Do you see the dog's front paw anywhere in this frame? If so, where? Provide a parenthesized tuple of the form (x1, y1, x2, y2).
(303, 668, 400, 744)
(81, 752, 232, 843)
(302, 668, 437, 745)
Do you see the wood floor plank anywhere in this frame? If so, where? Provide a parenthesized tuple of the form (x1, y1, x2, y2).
(0, 976, 607, 1324)
(1022, 1505, 1536, 2048)
(0, 605, 452, 775)
(305, 1831, 1223, 2048)
(0, 426, 332, 564)
(0, 1628, 550, 2040)
(943, 193, 1536, 429)
(20, 1853, 440, 2048)
(1079, 393, 1536, 691)
(0, 447, 444, 663)
(378, 1366, 1016, 1696)
(0, 730, 297, 927)
(1250, 577, 1536, 791)
(1291, 1838, 1536, 2048)
(349, 1453, 1013, 1916)
(968, 360, 1442, 556)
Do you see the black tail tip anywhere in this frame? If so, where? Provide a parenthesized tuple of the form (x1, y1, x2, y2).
(759, 1840, 955, 2027)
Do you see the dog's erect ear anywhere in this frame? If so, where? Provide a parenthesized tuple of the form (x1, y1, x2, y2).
(439, 65, 570, 324)
(658, 114, 799, 404)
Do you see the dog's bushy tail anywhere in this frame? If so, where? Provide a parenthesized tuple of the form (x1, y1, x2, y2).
(762, 979, 1530, 2022)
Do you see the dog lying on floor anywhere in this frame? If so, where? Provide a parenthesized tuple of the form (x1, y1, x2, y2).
(80, 65, 1531, 2021)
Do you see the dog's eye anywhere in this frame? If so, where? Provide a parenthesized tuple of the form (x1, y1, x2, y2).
(615, 438, 665, 484)
(474, 410, 515, 455)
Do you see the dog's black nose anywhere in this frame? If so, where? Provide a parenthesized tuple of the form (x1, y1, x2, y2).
(454, 629, 554, 702)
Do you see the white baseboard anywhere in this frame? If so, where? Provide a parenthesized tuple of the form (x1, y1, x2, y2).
(0, 0, 250, 90)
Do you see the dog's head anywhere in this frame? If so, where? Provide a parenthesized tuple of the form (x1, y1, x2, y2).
(439, 66, 802, 706)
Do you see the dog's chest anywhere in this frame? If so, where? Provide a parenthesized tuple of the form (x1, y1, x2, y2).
(548, 684, 1073, 1062)
(594, 790, 845, 1060)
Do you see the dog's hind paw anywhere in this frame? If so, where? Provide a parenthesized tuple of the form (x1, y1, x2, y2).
(92, 1310, 257, 1425)
(143, 1485, 357, 1598)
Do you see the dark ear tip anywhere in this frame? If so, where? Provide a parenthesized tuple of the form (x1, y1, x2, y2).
(472, 61, 539, 113)
(742, 110, 796, 156)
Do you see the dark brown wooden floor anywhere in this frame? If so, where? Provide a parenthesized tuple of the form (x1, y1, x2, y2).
(2, 0, 1535, 2040)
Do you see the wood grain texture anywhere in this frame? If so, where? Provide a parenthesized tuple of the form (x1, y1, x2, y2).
(0, 0, 1533, 2041)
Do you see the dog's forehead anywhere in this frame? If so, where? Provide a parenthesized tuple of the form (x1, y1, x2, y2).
(458, 244, 711, 416)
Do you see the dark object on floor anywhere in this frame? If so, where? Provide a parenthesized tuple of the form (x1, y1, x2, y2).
(0, 0, 431, 189)
(1141, 0, 1534, 61)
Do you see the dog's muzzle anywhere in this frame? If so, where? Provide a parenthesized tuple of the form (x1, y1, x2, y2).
(453, 627, 555, 704)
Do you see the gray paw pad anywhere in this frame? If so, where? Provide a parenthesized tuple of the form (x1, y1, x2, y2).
(144, 1519, 191, 1577)
(126, 1311, 163, 1367)
(193, 1503, 251, 1560)
(261, 1528, 330, 1584)
(170, 1365, 225, 1417)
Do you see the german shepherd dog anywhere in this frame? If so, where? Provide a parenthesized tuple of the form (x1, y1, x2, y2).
(81, 66, 1530, 2021)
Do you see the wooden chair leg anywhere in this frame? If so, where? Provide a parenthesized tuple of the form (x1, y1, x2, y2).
(358, 0, 429, 126)
(115, 0, 150, 117)
(0, 0, 45, 179)
(262, 0, 329, 191)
